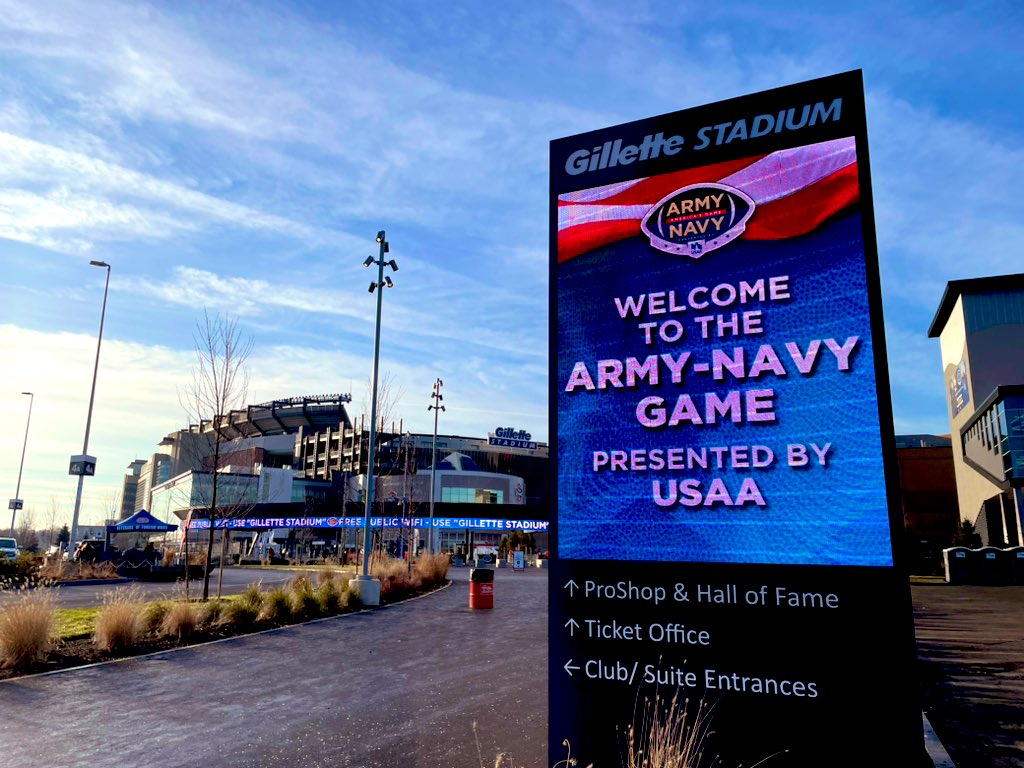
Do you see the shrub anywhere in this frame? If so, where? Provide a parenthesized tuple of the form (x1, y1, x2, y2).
(0, 588, 56, 669)
(0, 552, 44, 587)
(144, 601, 171, 633)
(414, 553, 451, 588)
(161, 601, 201, 641)
(93, 587, 145, 652)
(316, 568, 336, 587)
(259, 586, 291, 623)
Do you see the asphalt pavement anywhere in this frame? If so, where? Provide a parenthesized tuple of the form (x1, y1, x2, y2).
(913, 583, 1024, 768)
(0, 566, 297, 609)
(0, 566, 549, 768)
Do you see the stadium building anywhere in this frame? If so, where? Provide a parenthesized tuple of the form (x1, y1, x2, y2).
(136, 394, 549, 559)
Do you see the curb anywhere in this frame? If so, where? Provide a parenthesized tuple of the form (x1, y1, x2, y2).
(923, 713, 955, 767)
(0, 579, 452, 684)
(54, 578, 129, 587)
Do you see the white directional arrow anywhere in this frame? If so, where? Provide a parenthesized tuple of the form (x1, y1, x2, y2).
(564, 579, 579, 596)
(564, 618, 579, 636)
(564, 659, 581, 677)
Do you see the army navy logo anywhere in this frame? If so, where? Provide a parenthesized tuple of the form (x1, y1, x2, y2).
(640, 182, 755, 259)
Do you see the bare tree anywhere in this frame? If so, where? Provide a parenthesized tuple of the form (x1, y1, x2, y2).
(14, 510, 39, 551)
(360, 370, 405, 559)
(180, 311, 254, 601)
(41, 498, 61, 550)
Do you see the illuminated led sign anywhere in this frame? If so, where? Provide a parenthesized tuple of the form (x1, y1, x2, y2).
(550, 72, 923, 768)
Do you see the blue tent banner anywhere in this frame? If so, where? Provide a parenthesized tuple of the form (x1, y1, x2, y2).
(107, 510, 178, 533)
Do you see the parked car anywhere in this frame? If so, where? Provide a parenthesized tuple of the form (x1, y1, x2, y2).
(0, 538, 19, 559)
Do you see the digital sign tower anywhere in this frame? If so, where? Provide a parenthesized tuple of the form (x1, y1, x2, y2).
(549, 72, 926, 767)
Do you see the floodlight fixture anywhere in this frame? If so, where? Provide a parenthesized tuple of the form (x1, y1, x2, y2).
(376, 230, 386, 243)
(89, 260, 109, 268)
(383, 242, 390, 253)
(368, 281, 377, 293)
(383, 276, 394, 289)
(387, 260, 398, 272)
(363, 256, 375, 268)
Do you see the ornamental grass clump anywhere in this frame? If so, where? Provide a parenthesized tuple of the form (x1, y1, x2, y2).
(220, 583, 263, 629)
(0, 587, 56, 669)
(201, 598, 227, 627)
(371, 554, 414, 600)
(239, 582, 264, 614)
(316, 575, 343, 614)
(288, 574, 321, 620)
(626, 694, 715, 768)
(144, 600, 171, 634)
(161, 600, 201, 641)
(414, 552, 451, 588)
(258, 586, 291, 624)
(93, 586, 145, 652)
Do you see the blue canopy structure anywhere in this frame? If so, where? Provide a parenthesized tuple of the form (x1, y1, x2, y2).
(106, 510, 178, 534)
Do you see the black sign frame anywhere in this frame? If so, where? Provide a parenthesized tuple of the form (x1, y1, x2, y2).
(548, 71, 926, 768)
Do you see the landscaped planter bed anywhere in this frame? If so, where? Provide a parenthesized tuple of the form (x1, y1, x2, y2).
(0, 554, 451, 681)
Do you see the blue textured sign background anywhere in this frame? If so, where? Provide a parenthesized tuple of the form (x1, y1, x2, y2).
(558, 209, 893, 566)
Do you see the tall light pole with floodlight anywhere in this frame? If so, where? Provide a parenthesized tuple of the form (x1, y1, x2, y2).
(8, 391, 34, 537)
(349, 231, 398, 608)
(427, 378, 445, 554)
(68, 260, 111, 558)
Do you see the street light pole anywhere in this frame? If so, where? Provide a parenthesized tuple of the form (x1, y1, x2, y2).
(68, 260, 111, 558)
(9, 391, 34, 537)
(427, 378, 445, 554)
(349, 231, 398, 608)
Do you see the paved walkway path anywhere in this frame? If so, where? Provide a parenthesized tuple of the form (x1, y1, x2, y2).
(0, 567, 549, 768)
(914, 584, 1024, 768)
(0, 566, 297, 609)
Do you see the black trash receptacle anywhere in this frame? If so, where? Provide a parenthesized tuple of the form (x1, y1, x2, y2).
(943, 547, 970, 584)
(469, 567, 494, 609)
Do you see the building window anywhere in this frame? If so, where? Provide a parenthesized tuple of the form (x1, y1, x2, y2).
(441, 487, 504, 504)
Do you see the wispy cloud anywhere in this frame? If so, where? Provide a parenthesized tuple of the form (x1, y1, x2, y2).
(131, 264, 547, 360)
(0, 132, 339, 253)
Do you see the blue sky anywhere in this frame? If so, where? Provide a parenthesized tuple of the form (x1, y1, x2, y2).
(1, 0, 1022, 526)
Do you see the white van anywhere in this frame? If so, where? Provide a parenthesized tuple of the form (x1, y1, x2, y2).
(0, 538, 19, 559)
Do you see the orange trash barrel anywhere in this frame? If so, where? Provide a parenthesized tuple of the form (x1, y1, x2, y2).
(469, 567, 494, 609)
